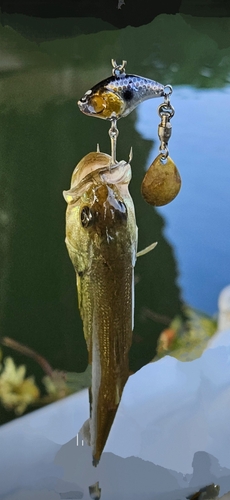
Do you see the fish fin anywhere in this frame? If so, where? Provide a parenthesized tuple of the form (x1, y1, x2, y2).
(63, 187, 80, 205)
(128, 146, 133, 163)
(137, 241, 158, 257)
(92, 456, 99, 468)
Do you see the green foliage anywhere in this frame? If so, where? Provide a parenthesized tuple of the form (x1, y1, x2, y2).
(0, 348, 91, 416)
(154, 306, 217, 362)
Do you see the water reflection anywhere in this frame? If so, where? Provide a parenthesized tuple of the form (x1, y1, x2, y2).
(89, 482, 101, 500)
(136, 86, 230, 314)
(186, 484, 220, 500)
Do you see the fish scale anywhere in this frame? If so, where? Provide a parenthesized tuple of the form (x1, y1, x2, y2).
(91, 253, 133, 464)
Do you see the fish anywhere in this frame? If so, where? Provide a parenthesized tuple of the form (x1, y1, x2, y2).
(186, 484, 220, 500)
(63, 151, 138, 466)
(78, 74, 165, 120)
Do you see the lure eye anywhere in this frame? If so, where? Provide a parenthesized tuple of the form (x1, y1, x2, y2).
(81, 206, 94, 228)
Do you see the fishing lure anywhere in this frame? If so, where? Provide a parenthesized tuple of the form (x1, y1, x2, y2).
(78, 69, 165, 121)
(141, 89, 182, 206)
(78, 60, 181, 206)
(64, 151, 138, 466)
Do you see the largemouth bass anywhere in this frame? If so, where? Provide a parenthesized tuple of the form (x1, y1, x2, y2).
(78, 74, 165, 120)
(63, 151, 137, 466)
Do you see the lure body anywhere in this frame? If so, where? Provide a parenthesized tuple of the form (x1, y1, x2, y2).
(64, 152, 137, 465)
(78, 74, 165, 120)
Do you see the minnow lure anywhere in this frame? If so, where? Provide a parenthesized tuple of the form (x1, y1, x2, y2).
(63, 151, 138, 466)
(78, 74, 165, 120)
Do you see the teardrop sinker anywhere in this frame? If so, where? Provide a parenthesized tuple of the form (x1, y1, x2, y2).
(141, 154, 181, 207)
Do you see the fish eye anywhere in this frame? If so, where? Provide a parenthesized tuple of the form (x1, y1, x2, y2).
(81, 206, 94, 228)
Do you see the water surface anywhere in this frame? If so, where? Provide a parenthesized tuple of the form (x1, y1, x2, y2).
(136, 85, 230, 314)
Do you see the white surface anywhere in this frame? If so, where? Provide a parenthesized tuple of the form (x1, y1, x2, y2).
(0, 390, 88, 496)
(1, 327, 230, 497)
(218, 285, 230, 331)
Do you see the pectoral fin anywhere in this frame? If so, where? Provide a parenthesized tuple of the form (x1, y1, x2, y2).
(137, 241, 158, 257)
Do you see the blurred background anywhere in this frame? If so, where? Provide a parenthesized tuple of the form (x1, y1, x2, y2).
(0, 12, 230, 424)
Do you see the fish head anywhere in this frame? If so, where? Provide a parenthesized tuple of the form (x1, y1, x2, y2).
(78, 88, 125, 120)
(79, 182, 128, 236)
(63, 152, 136, 274)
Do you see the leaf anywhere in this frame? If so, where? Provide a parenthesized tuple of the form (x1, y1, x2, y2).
(65, 364, 92, 392)
(153, 305, 217, 362)
(42, 365, 92, 400)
